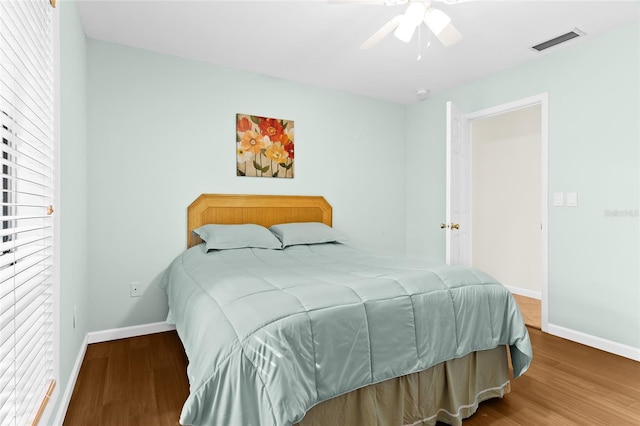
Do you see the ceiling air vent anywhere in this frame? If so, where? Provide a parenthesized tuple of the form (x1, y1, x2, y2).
(531, 29, 585, 52)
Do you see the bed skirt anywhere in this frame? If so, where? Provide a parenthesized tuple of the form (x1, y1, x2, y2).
(296, 346, 510, 426)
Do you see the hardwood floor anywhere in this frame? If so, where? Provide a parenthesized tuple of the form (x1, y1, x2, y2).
(512, 294, 541, 329)
(63, 331, 188, 426)
(464, 328, 640, 425)
(64, 328, 639, 426)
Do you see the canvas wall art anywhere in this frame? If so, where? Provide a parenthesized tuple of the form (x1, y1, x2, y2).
(236, 113, 294, 178)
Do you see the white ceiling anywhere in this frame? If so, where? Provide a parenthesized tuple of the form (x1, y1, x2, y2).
(75, 0, 640, 104)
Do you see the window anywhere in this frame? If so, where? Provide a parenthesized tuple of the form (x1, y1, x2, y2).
(2, 122, 14, 248)
(0, 0, 56, 425)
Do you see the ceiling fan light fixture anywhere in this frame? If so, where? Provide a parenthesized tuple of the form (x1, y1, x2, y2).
(394, 2, 426, 42)
(435, 22, 462, 46)
(424, 8, 451, 35)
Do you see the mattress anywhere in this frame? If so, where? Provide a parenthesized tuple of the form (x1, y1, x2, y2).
(160, 242, 532, 426)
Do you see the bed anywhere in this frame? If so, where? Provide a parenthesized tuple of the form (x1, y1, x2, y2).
(161, 194, 532, 426)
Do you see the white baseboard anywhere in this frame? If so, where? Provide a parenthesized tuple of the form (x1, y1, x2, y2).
(53, 322, 177, 425)
(504, 287, 638, 361)
(52, 333, 88, 426)
(505, 286, 541, 300)
(547, 324, 640, 362)
(87, 321, 176, 344)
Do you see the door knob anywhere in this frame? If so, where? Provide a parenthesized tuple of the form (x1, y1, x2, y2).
(441, 223, 460, 229)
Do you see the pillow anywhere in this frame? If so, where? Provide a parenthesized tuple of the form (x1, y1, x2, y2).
(192, 224, 282, 250)
(269, 222, 347, 248)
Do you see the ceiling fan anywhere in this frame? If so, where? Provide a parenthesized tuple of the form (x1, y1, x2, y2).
(330, 0, 469, 50)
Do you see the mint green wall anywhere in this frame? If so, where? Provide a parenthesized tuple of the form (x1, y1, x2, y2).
(86, 40, 406, 331)
(57, 0, 89, 416)
(406, 23, 640, 349)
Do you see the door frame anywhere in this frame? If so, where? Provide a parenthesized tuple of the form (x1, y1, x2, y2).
(464, 93, 549, 332)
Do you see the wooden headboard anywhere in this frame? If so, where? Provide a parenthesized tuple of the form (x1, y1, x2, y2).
(187, 194, 333, 248)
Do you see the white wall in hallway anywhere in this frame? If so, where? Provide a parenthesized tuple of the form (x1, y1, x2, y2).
(471, 105, 542, 296)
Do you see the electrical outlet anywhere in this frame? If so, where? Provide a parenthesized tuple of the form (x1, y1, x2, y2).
(130, 282, 142, 297)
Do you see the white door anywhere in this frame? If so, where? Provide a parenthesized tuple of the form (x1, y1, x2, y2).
(445, 101, 471, 266)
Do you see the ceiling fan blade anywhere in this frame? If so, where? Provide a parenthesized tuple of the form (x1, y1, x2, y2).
(360, 15, 402, 49)
(434, 21, 463, 46)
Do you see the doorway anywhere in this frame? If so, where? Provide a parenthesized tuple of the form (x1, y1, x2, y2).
(446, 94, 549, 331)
(471, 106, 542, 328)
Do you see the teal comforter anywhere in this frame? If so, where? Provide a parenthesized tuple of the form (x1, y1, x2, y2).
(161, 243, 532, 426)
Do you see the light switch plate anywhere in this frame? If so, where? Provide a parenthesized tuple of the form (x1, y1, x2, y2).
(553, 192, 564, 207)
(566, 192, 578, 207)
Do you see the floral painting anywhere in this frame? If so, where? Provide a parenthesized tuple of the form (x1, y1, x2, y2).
(236, 113, 294, 178)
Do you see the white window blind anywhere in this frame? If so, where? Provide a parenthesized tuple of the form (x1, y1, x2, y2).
(0, 0, 56, 425)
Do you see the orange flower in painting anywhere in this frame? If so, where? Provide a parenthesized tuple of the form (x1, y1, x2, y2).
(237, 117, 252, 132)
(279, 132, 289, 145)
(239, 130, 265, 154)
(259, 118, 284, 140)
(265, 142, 289, 164)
